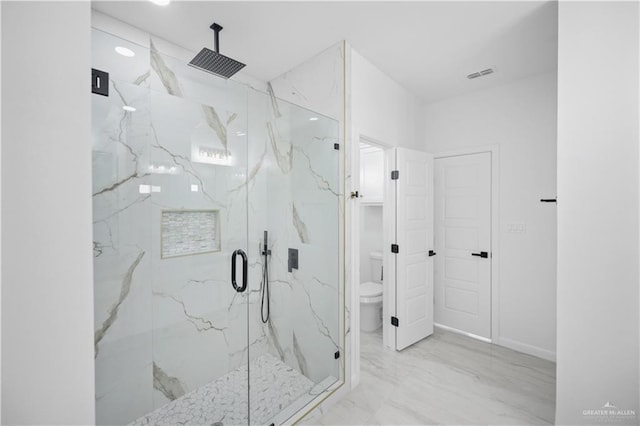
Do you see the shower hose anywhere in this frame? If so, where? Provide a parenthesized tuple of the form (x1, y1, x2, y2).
(261, 247, 270, 323)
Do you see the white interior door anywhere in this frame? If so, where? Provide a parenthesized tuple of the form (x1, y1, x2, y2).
(391, 148, 434, 350)
(434, 152, 491, 339)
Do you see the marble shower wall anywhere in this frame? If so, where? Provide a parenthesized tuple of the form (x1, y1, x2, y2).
(251, 96, 341, 385)
(92, 27, 343, 426)
(268, 42, 350, 417)
(92, 31, 154, 425)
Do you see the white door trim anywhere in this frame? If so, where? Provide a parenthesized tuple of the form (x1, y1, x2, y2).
(433, 145, 500, 344)
(349, 132, 393, 388)
(382, 148, 396, 350)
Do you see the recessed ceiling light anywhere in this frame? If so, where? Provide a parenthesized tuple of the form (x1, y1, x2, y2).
(309, 117, 319, 121)
(115, 46, 135, 57)
(123, 106, 137, 112)
(149, 0, 171, 5)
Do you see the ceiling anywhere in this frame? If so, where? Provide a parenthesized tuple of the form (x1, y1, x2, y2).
(92, 1, 558, 103)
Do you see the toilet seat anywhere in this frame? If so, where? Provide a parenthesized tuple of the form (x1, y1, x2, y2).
(360, 281, 383, 304)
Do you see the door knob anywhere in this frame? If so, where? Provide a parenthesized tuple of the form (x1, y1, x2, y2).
(471, 251, 489, 258)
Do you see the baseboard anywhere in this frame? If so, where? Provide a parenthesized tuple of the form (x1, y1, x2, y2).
(496, 336, 556, 362)
(434, 324, 556, 362)
(434, 323, 492, 343)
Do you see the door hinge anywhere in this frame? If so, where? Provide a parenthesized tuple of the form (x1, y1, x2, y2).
(92, 68, 109, 97)
(334, 351, 340, 359)
(391, 170, 399, 180)
(391, 244, 399, 253)
(350, 190, 360, 199)
(428, 250, 436, 257)
(334, 143, 340, 150)
(391, 316, 399, 327)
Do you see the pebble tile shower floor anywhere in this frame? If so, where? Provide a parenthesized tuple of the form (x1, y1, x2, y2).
(130, 354, 315, 426)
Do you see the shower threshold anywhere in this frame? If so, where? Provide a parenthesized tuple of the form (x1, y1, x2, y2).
(129, 354, 335, 426)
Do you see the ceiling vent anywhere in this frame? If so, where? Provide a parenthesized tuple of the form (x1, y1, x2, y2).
(467, 68, 495, 80)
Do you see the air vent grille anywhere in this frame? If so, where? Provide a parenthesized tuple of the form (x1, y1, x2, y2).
(467, 68, 495, 80)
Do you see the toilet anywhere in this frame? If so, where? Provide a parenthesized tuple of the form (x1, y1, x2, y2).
(360, 251, 383, 332)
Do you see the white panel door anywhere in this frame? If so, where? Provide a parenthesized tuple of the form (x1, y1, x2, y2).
(394, 148, 434, 350)
(434, 153, 491, 339)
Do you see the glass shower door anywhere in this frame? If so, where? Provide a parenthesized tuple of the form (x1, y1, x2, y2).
(92, 29, 252, 426)
(245, 91, 341, 424)
(145, 78, 252, 425)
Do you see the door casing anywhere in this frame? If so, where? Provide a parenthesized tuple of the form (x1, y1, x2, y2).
(350, 132, 393, 388)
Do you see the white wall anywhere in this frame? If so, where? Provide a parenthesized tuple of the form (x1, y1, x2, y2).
(351, 50, 422, 149)
(349, 48, 424, 383)
(0, 1, 3, 421)
(1, 2, 95, 424)
(423, 71, 558, 360)
(556, 2, 639, 424)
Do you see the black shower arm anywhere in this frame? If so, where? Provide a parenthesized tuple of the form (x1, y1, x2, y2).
(210, 23, 223, 53)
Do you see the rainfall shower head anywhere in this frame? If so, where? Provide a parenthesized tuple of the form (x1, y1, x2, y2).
(189, 22, 246, 79)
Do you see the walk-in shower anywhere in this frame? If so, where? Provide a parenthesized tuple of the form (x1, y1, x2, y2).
(92, 26, 341, 425)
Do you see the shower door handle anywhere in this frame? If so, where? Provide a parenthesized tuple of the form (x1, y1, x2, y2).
(231, 249, 248, 293)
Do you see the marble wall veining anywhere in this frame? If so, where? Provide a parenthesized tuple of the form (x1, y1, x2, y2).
(257, 95, 341, 384)
(92, 26, 343, 426)
(269, 41, 351, 422)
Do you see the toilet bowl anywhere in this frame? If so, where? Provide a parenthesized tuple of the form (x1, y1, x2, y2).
(360, 252, 383, 332)
(360, 281, 383, 332)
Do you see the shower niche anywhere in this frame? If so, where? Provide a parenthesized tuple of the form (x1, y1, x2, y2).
(160, 210, 220, 258)
(91, 28, 342, 425)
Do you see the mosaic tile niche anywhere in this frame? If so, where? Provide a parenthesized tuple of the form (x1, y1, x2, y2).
(160, 210, 220, 258)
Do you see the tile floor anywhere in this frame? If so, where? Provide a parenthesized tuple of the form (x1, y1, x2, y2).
(316, 328, 555, 425)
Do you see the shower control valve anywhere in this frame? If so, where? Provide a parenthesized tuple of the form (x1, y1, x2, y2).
(288, 248, 299, 272)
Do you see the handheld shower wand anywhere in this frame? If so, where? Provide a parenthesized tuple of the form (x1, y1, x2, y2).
(263, 230, 268, 256)
(261, 231, 271, 323)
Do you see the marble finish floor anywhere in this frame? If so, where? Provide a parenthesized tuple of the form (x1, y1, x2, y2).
(316, 328, 555, 425)
(130, 354, 315, 426)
